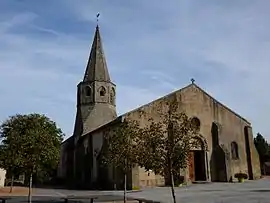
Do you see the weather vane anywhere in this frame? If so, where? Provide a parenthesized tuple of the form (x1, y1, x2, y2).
(96, 13, 100, 24)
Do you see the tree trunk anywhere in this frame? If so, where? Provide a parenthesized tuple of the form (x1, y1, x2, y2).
(170, 165, 176, 203)
(124, 173, 127, 203)
(28, 173, 33, 203)
(9, 174, 14, 193)
(168, 124, 176, 203)
(170, 169, 176, 203)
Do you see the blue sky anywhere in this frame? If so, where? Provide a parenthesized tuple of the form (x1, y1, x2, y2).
(0, 0, 269, 140)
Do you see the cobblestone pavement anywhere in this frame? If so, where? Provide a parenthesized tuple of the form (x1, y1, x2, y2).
(3, 178, 270, 202)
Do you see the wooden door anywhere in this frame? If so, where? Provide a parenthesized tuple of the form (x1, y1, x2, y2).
(189, 151, 195, 182)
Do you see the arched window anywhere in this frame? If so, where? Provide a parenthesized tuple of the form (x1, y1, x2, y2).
(110, 87, 116, 104)
(191, 117, 201, 131)
(211, 122, 219, 147)
(99, 86, 106, 96)
(231, 141, 239, 160)
(191, 136, 206, 151)
(111, 87, 115, 96)
(85, 86, 91, 97)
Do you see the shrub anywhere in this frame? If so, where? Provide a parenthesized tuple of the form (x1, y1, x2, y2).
(174, 175, 185, 186)
(234, 172, 248, 179)
(132, 186, 140, 190)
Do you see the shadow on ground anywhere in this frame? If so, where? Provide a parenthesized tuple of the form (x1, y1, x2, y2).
(249, 189, 270, 193)
(7, 195, 134, 203)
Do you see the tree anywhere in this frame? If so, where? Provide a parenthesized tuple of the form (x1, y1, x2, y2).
(135, 96, 200, 203)
(0, 145, 23, 193)
(0, 114, 26, 192)
(102, 119, 140, 203)
(0, 114, 64, 203)
(254, 133, 270, 173)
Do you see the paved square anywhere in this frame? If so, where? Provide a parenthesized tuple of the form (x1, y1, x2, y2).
(3, 178, 270, 202)
(123, 178, 270, 203)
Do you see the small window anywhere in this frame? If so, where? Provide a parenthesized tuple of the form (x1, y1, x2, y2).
(85, 86, 91, 97)
(99, 86, 106, 96)
(111, 87, 115, 96)
(231, 141, 239, 160)
(191, 117, 201, 131)
(110, 87, 116, 104)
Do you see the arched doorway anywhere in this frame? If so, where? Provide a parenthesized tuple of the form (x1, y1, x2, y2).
(210, 122, 227, 182)
(188, 135, 208, 182)
(244, 126, 253, 180)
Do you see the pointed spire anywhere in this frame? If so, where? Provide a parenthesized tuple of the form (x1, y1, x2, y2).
(83, 25, 111, 82)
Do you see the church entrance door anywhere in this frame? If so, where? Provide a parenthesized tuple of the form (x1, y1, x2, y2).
(188, 152, 195, 182)
(194, 150, 206, 181)
(189, 150, 207, 182)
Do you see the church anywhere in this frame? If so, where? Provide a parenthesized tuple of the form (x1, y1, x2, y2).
(58, 25, 261, 189)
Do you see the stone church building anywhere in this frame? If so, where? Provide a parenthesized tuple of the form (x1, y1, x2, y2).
(58, 25, 261, 189)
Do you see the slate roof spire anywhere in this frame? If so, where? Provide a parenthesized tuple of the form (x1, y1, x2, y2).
(83, 25, 111, 82)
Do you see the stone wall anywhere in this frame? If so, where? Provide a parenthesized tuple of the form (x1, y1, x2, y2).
(70, 83, 260, 188)
(58, 139, 69, 178)
(58, 136, 75, 187)
(123, 84, 261, 184)
(131, 166, 164, 188)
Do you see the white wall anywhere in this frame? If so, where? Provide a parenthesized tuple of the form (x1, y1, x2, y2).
(0, 169, 6, 187)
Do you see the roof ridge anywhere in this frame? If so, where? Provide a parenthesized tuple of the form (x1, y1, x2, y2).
(121, 83, 193, 117)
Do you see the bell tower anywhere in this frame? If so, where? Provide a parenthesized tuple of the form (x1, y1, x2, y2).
(73, 25, 117, 137)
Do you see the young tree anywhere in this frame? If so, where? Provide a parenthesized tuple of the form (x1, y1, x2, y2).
(102, 119, 140, 203)
(135, 96, 200, 203)
(0, 114, 64, 203)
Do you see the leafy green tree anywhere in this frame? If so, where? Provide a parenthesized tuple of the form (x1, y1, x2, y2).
(0, 114, 26, 192)
(0, 145, 23, 192)
(135, 96, 200, 203)
(102, 119, 140, 203)
(0, 114, 64, 203)
(254, 133, 270, 171)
